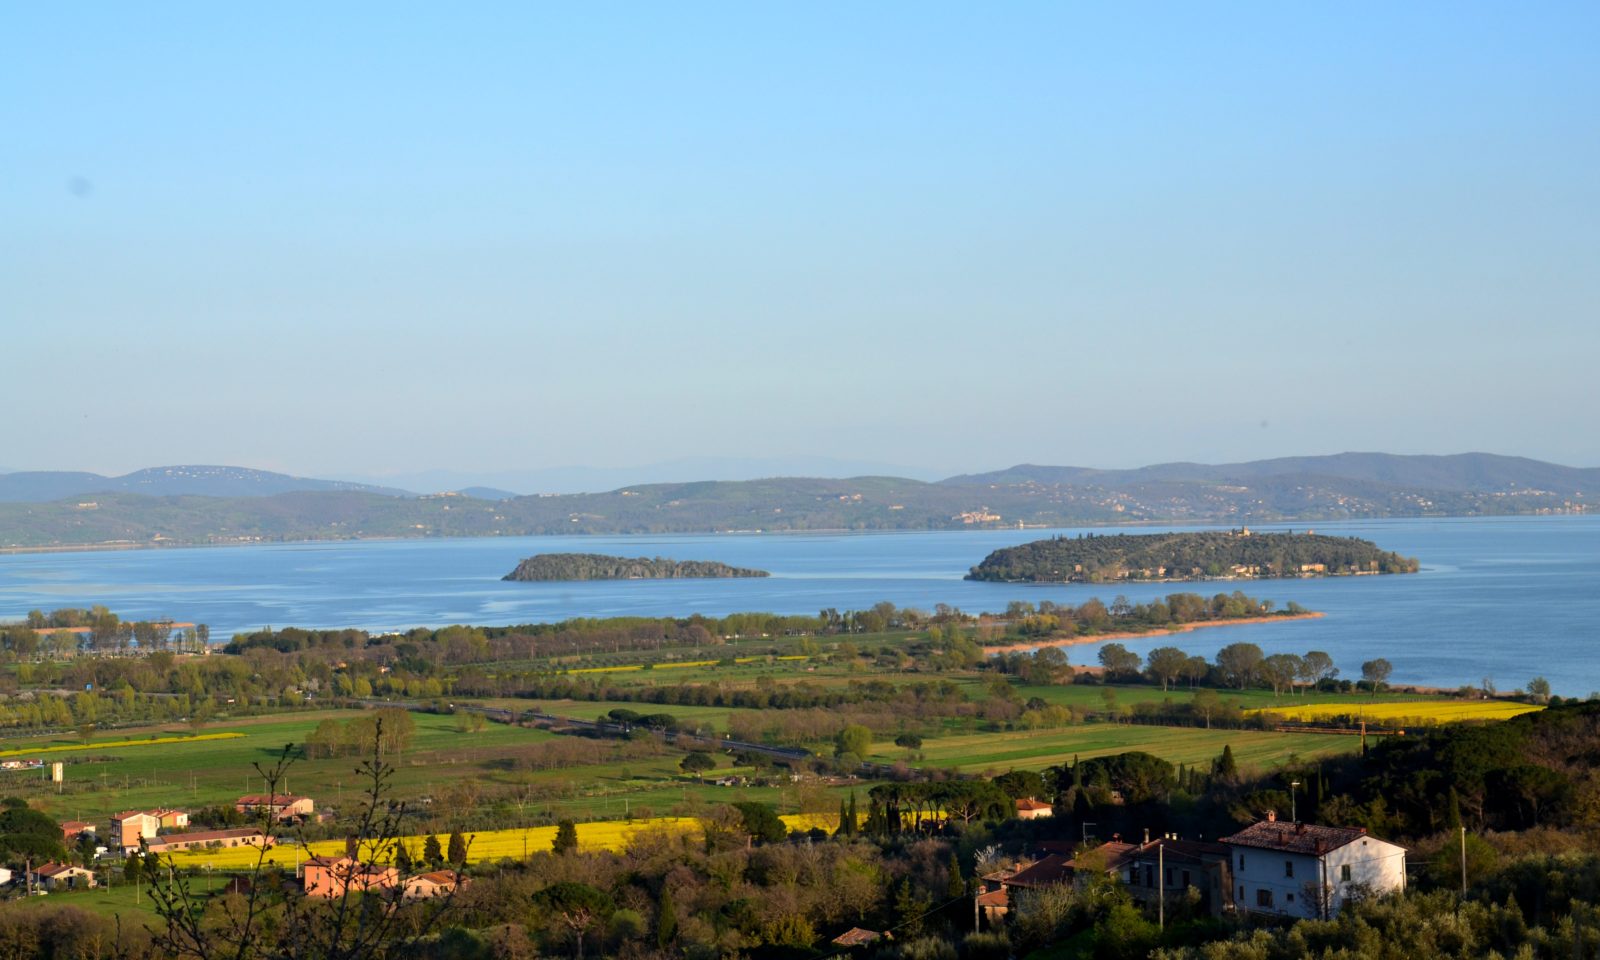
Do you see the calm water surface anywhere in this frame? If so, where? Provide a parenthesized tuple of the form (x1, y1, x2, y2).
(0, 516, 1594, 696)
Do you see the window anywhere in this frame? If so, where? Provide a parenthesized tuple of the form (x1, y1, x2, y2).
(1341, 864, 1352, 882)
(1256, 889, 1274, 908)
(1287, 893, 1295, 903)
(1145, 866, 1153, 888)
(1165, 867, 1173, 885)
(1284, 860, 1295, 879)
(1181, 870, 1191, 888)
(1239, 854, 1246, 869)
(1239, 885, 1245, 900)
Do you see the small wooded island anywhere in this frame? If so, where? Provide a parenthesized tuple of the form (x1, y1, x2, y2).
(503, 553, 770, 581)
(966, 529, 1419, 583)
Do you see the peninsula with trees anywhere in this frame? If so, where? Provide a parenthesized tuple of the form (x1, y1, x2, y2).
(502, 553, 769, 582)
(966, 529, 1420, 583)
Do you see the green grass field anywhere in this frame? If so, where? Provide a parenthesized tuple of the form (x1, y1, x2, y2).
(2, 711, 561, 821)
(11, 874, 231, 919)
(874, 724, 1357, 774)
(0, 709, 843, 827)
(1015, 682, 1439, 712)
(0, 671, 1467, 841)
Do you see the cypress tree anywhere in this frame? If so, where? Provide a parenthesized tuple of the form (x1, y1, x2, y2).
(394, 841, 413, 875)
(423, 834, 443, 869)
(656, 883, 678, 948)
(447, 830, 468, 865)
(554, 819, 579, 854)
(1215, 744, 1238, 781)
(846, 792, 858, 836)
(946, 853, 964, 899)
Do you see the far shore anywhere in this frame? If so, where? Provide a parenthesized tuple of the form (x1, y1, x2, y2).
(984, 611, 1326, 655)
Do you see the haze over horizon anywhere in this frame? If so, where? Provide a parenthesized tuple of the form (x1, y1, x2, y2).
(7, 3, 1597, 478)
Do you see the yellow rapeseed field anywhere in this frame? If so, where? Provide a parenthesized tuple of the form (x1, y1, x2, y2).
(1250, 700, 1539, 724)
(162, 813, 840, 871)
(0, 731, 244, 759)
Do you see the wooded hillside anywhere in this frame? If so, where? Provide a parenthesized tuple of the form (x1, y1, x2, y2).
(502, 553, 770, 581)
(966, 530, 1419, 582)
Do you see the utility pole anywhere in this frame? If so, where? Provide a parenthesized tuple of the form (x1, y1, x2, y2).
(1158, 842, 1165, 930)
(1290, 780, 1301, 822)
(1460, 826, 1467, 896)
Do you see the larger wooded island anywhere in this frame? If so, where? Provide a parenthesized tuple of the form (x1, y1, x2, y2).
(503, 553, 770, 581)
(966, 529, 1420, 583)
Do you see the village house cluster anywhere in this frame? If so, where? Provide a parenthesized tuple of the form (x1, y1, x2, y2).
(979, 804, 1406, 923)
(21, 788, 1397, 925)
(28, 792, 463, 902)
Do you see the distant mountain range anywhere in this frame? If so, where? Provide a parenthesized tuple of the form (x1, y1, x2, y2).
(331, 455, 948, 496)
(942, 452, 1600, 492)
(0, 453, 1591, 550)
(0, 466, 411, 503)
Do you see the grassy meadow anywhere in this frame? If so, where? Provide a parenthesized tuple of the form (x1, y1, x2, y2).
(873, 725, 1358, 774)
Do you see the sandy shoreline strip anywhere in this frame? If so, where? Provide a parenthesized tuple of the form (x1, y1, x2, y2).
(984, 611, 1325, 655)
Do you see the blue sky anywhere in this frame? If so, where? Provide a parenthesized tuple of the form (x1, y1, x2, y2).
(5, 2, 1597, 480)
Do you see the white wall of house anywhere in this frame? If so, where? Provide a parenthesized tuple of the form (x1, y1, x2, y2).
(1230, 839, 1405, 919)
(1323, 837, 1407, 913)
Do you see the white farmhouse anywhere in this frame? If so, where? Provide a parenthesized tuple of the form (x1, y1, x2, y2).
(1221, 811, 1406, 919)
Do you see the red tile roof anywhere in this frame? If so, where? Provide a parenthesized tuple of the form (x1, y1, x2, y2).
(1062, 841, 1138, 874)
(975, 889, 1009, 908)
(1015, 798, 1053, 812)
(1129, 838, 1229, 865)
(832, 928, 886, 947)
(1220, 820, 1373, 856)
(1003, 853, 1075, 889)
(145, 828, 266, 849)
(237, 794, 309, 805)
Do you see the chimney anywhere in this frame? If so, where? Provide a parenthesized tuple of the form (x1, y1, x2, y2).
(1143, 828, 1150, 844)
(1266, 809, 1277, 823)
(1296, 822, 1308, 835)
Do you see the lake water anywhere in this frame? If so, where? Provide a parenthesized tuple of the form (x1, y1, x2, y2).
(0, 516, 1595, 696)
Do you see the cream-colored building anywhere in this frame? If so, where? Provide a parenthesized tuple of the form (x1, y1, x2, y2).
(236, 793, 315, 821)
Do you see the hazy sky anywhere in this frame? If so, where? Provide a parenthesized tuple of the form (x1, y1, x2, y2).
(5, 2, 1597, 479)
